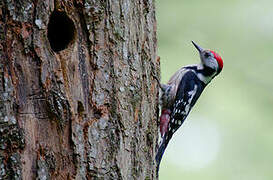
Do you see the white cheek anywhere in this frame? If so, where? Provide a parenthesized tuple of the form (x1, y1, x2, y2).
(204, 58, 218, 70)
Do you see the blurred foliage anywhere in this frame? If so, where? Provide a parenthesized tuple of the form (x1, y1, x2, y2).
(156, 0, 273, 179)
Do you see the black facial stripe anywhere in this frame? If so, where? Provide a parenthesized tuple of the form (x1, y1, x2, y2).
(201, 66, 215, 76)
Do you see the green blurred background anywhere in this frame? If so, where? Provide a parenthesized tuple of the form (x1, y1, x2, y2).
(156, 0, 273, 179)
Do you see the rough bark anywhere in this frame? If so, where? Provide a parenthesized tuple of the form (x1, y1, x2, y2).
(0, 0, 159, 179)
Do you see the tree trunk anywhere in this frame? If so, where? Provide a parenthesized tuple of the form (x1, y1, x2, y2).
(0, 0, 159, 179)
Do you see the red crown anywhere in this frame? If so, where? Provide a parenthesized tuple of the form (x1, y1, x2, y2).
(209, 50, 223, 70)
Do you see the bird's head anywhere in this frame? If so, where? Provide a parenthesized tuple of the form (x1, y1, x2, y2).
(192, 41, 223, 75)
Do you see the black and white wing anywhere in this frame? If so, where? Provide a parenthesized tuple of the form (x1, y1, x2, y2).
(166, 70, 205, 143)
(156, 70, 205, 171)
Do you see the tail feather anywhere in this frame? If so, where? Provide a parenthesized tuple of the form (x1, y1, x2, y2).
(156, 135, 168, 174)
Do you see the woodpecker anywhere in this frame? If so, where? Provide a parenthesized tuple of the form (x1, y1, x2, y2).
(156, 41, 223, 173)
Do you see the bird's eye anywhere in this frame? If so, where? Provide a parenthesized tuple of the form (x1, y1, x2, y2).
(204, 52, 210, 58)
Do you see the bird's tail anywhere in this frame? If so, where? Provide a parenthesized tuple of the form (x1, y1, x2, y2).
(156, 135, 168, 174)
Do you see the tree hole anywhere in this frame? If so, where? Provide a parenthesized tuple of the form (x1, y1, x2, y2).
(47, 10, 76, 52)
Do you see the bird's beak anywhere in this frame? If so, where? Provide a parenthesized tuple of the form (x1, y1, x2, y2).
(191, 41, 203, 53)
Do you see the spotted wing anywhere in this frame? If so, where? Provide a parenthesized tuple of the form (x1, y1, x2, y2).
(166, 71, 205, 143)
